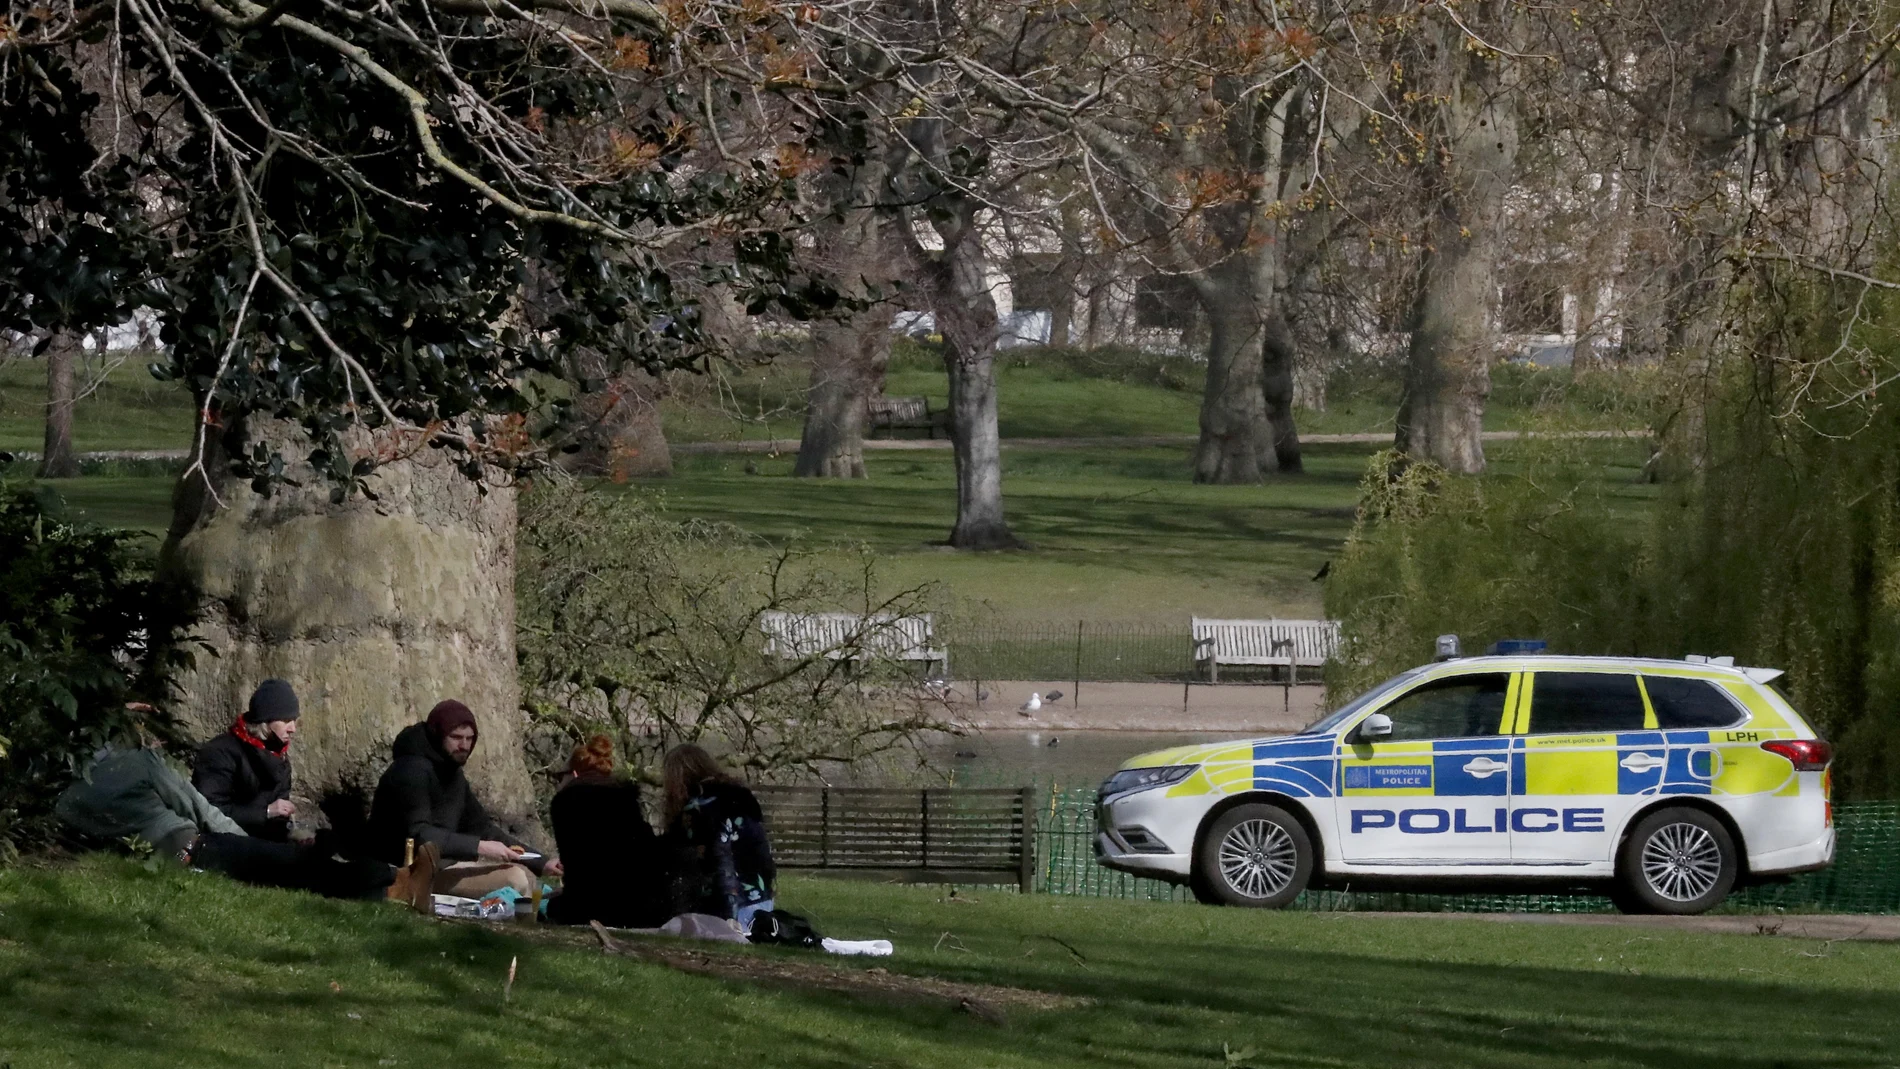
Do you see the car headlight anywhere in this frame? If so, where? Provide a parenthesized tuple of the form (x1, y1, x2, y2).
(1099, 765, 1196, 802)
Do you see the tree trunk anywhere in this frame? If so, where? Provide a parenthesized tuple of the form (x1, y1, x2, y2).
(1261, 313, 1304, 473)
(1193, 269, 1275, 483)
(794, 156, 895, 479)
(1396, 229, 1496, 474)
(1395, 22, 1519, 476)
(925, 202, 1022, 549)
(1083, 282, 1107, 349)
(562, 366, 672, 479)
(794, 307, 893, 478)
(159, 419, 540, 839)
(38, 329, 81, 478)
(1047, 282, 1074, 350)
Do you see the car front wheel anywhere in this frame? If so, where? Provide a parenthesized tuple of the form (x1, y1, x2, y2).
(1191, 803, 1314, 908)
(1615, 807, 1738, 915)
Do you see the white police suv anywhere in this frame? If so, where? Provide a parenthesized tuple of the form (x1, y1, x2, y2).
(1096, 648, 1835, 914)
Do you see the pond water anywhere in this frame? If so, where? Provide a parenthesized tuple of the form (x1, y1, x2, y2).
(897, 729, 1270, 793)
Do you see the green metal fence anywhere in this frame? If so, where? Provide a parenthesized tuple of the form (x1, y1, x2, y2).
(1032, 789, 1900, 914)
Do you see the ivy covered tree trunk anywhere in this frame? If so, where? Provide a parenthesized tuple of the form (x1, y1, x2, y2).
(38, 330, 81, 479)
(159, 419, 538, 834)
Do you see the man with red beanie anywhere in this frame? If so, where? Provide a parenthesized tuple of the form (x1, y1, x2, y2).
(367, 699, 538, 899)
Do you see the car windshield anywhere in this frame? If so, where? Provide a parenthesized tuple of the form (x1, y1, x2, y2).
(1292, 668, 1425, 736)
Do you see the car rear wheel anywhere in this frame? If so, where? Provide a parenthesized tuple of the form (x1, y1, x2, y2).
(1192, 803, 1313, 908)
(1615, 807, 1737, 915)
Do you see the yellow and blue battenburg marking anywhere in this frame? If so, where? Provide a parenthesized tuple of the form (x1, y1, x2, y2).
(1207, 729, 1793, 803)
(1249, 737, 1338, 798)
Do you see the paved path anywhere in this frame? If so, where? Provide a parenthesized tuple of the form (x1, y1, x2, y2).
(1356, 911, 1900, 942)
(672, 429, 1644, 455)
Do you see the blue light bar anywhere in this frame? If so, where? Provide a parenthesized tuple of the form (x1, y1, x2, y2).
(1487, 639, 1548, 655)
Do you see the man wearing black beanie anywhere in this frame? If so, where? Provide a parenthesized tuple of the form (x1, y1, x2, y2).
(193, 679, 302, 841)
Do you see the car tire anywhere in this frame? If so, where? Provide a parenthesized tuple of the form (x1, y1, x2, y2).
(1615, 807, 1738, 915)
(1193, 803, 1314, 908)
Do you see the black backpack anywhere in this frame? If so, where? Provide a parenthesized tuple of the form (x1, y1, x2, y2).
(748, 908, 823, 948)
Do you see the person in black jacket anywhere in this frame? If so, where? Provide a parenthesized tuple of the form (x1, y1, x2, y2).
(367, 699, 540, 899)
(545, 735, 671, 928)
(192, 679, 300, 841)
(663, 744, 775, 928)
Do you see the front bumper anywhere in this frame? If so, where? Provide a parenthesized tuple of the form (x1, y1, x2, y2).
(1092, 786, 1214, 883)
(1095, 832, 1192, 881)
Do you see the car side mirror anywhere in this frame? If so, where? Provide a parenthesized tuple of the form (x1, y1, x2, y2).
(1356, 713, 1393, 742)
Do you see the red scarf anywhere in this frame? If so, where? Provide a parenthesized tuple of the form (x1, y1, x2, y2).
(232, 718, 290, 757)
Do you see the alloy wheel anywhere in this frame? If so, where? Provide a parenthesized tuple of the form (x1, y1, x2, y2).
(1640, 821, 1724, 902)
(1217, 818, 1298, 899)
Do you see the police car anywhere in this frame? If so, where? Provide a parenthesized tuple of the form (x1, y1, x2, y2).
(1096, 642, 1835, 914)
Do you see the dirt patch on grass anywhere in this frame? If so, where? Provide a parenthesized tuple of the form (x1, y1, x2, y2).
(471, 918, 1083, 1022)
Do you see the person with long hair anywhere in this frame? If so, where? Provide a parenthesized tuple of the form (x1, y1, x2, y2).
(663, 744, 776, 929)
(545, 735, 671, 927)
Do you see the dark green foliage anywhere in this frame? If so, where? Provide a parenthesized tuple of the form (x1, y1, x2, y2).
(128, 8, 821, 494)
(0, 484, 191, 857)
(0, 53, 162, 340)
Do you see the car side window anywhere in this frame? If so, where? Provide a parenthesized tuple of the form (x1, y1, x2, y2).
(1526, 672, 1645, 734)
(1371, 674, 1510, 741)
(1643, 675, 1745, 729)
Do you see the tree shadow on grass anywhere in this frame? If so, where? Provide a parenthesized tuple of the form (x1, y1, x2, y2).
(3, 862, 1893, 1069)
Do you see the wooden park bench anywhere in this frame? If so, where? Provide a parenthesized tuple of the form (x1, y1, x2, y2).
(758, 611, 949, 676)
(867, 395, 949, 439)
(1190, 617, 1342, 684)
(754, 786, 1038, 893)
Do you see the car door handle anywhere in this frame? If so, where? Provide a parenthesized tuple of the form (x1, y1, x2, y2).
(1620, 752, 1664, 773)
(1462, 757, 1508, 778)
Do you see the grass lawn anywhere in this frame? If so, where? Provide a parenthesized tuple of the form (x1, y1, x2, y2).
(637, 437, 1656, 624)
(637, 443, 1382, 621)
(0, 355, 194, 454)
(3, 436, 1657, 623)
(3, 858, 1896, 1068)
(660, 353, 1630, 444)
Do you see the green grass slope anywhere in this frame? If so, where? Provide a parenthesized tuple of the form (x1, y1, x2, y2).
(2, 859, 1895, 1068)
(0, 357, 194, 454)
(638, 444, 1381, 620)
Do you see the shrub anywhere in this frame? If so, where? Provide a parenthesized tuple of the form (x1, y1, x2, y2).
(516, 478, 953, 787)
(1323, 446, 1653, 701)
(0, 483, 190, 858)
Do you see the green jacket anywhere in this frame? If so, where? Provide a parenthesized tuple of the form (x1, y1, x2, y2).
(56, 748, 246, 846)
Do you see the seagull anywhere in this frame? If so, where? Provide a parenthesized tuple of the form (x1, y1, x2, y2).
(1043, 689, 1064, 703)
(1017, 692, 1041, 716)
